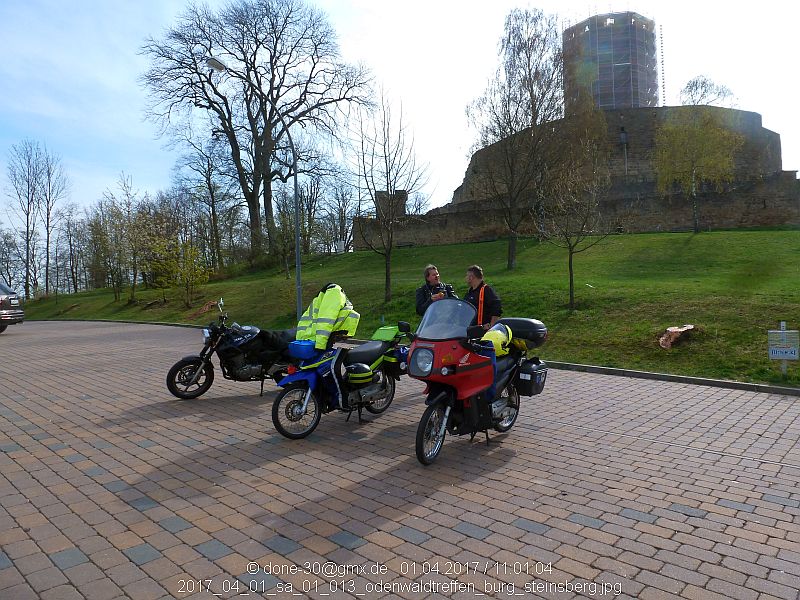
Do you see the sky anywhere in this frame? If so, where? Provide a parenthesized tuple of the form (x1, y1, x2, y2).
(1, 0, 798, 219)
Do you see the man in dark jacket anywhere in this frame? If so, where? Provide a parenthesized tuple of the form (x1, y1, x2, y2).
(463, 264, 501, 328)
(415, 264, 450, 316)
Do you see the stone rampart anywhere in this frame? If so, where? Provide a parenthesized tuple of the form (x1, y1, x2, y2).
(352, 106, 798, 250)
(353, 172, 799, 249)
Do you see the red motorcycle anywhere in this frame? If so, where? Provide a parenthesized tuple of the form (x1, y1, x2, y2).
(408, 298, 548, 465)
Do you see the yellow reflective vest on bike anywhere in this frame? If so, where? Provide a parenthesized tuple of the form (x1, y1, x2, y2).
(296, 283, 360, 349)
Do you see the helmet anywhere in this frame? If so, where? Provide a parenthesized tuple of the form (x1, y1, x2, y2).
(480, 323, 513, 357)
(345, 362, 374, 388)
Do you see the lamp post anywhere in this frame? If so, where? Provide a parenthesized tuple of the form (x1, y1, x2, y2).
(206, 57, 303, 321)
(619, 127, 628, 176)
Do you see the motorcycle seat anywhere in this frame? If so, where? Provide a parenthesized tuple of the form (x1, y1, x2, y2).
(258, 328, 297, 352)
(345, 340, 392, 366)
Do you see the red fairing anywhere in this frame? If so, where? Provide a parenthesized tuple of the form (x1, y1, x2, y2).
(408, 339, 494, 400)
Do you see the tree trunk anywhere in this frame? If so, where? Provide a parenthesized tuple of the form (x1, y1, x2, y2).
(384, 250, 392, 303)
(246, 197, 264, 264)
(691, 171, 699, 234)
(208, 182, 223, 271)
(45, 222, 51, 296)
(24, 212, 31, 299)
(507, 233, 518, 270)
(568, 247, 575, 310)
(209, 206, 221, 270)
(263, 177, 277, 258)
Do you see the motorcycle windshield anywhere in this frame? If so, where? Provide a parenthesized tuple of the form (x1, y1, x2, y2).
(416, 298, 476, 340)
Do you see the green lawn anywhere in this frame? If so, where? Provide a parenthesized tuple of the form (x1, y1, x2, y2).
(24, 230, 800, 386)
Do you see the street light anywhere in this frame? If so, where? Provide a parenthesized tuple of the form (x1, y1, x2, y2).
(206, 56, 303, 321)
(619, 126, 628, 176)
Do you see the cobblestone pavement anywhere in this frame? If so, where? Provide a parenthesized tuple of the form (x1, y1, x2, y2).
(1, 321, 799, 600)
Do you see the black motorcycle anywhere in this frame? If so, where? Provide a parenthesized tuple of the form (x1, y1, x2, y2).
(166, 298, 296, 399)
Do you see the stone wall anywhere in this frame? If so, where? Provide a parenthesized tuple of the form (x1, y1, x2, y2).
(352, 106, 798, 250)
(452, 106, 782, 205)
(353, 172, 799, 249)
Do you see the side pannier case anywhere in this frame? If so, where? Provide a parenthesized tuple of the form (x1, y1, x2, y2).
(516, 358, 548, 396)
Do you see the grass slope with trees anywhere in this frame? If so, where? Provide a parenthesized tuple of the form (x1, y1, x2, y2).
(23, 230, 800, 387)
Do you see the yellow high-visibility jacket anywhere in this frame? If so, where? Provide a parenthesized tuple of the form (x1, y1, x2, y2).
(296, 283, 360, 349)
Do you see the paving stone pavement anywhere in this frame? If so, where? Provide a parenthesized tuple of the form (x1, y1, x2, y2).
(1, 321, 799, 600)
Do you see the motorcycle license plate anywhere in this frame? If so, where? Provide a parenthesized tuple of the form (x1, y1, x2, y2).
(10, 299, 18, 305)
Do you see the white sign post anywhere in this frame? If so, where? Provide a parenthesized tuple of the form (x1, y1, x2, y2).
(768, 321, 799, 376)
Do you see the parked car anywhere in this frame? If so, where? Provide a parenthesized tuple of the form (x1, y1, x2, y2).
(0, 282, 24, 333)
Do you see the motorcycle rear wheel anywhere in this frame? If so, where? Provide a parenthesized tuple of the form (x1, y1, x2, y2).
(166, 358, 214, 399)
(364, 369, 396, 414)
(272, 383, 321, 439)
(493, 384, 520, 433)
(416, 403, 447, 465)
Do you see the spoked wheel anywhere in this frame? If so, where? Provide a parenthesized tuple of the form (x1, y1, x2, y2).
(364, 370, 396, 414)
(272, 383, 321, 439)
(493, 384, 520, 433)
(415, 403, 447, 465)
(166, 358, 214, 399)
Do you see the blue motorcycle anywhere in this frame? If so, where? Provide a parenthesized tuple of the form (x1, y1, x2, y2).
(271, 322, 411, 439)
(166, 298, 296, 399)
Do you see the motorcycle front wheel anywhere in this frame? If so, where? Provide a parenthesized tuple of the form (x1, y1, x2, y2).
(272, 383, 321, 439)
(415, 403, 447, 465)
(166, 358, 214, 399)
(364, 369, 396, 414)
(493, 384, 520, 433)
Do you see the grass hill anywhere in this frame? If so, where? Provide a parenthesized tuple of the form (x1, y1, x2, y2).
(24, 230, 800, 386)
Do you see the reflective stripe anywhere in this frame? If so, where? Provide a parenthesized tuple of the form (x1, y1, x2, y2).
(314, 317, 337, 324)
(477, 285, 485, 325)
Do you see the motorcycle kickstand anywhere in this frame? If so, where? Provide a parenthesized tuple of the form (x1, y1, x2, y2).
(344, 406, 366, 423)
(260, 377, 265, 397)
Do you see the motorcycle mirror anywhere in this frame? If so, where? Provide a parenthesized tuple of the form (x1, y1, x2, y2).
(397, 321, 411, 333)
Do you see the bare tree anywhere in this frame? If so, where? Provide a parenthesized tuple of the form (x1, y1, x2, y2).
(467, 8, 564, 270)
(319, 181, 356, 253)
(38, 146, 70, 295)
(86, 204, 123, 300)
(175, 134, 238, 271)
(140, 0, 371, 262)
(58, 203, 83, 293)
(6, 139, 42, 298)
(406, 192, 429, 216)
(353, 90, 428, 302)
(100, 174, 149, 302)
(0, 229, 20, 289)
(541, 104, 610, 309)
(680, 75, 736, 107)
(273, 183, 299, 278)
(300, 176, 324, 254)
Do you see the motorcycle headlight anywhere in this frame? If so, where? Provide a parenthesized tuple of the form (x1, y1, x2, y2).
(409, 348, 434, 377)
(202, 328, 211, 344)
